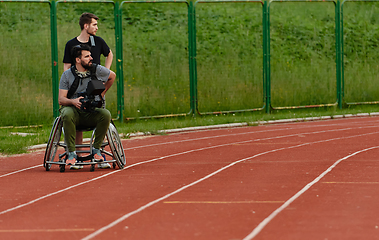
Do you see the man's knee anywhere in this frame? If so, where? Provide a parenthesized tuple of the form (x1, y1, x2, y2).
(97, 108, 111, 123)
(60, 106, 76, 122)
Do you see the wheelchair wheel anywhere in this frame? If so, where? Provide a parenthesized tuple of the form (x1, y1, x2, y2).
(107, 123, 126, 169)
(44, 117, 63, 171)
(60, 164, 65, 173)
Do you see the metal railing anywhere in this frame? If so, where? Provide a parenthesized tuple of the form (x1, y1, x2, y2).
(1, 0, 378, 123)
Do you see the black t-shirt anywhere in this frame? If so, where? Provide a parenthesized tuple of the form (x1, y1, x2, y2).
(63, 36, 110, 65)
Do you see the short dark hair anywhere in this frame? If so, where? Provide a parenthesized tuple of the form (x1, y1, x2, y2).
(71, 44, 91, 62)
(79, 12, 99, 30)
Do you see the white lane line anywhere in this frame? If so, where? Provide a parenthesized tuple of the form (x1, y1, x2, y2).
(124, 117, 379, 151)
(243, 146, 379, 240)
(0, 228, 94, 233)
(0, 142, 245, 216)
(0, 165, 42, 178)
(82, 131, 379, 240)
(125, 123, 379, 151)
(0, 123, 329, 178)
(1, 119, 377, 179)
(1, 126, 377, 217)
(0, 124, 355, 179)
(0, 169, 121, 216)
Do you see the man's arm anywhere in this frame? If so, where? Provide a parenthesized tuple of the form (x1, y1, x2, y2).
(101, 70, 116, 98)
(63, 40, 74, 71)
(59, 89, 83, 109)
(104, 49, 113, 69)
(63, 63, 71, 72)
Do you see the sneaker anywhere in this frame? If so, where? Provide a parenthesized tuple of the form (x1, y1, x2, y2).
(92, 148, 111, 169)
(70, 165, 83, 170)
(98, 162, 111, 169)
(92, 148, 104, 162)
(66, 151, 77, 165)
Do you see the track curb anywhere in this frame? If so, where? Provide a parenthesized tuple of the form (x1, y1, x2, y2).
(28, 112, 379, 151)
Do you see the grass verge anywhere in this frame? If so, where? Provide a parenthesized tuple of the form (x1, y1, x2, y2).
(1, 104, 378, 156)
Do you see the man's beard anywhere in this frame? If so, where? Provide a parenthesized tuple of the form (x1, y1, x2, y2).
(87, 29, 96, 36)
(81, 61, 93, 70)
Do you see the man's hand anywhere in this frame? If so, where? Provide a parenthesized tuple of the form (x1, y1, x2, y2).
(72, 97, 84, 109)
(59, 89, 85, 108)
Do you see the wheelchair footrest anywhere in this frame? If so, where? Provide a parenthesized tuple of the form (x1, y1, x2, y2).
(69, 160, 116, 166)
(45, 159, 116, 166)
(77, 155, 94, 161)
(45, 161, 66, 165)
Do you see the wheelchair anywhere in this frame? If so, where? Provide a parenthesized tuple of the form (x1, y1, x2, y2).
(43, 116, 126, 172)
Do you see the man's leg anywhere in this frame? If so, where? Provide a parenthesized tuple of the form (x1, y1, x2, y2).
(92, 108, 111, 150)
(60, 106, 79, 165)
(75, 131, 84, 157)
(81, 108, 111, 168)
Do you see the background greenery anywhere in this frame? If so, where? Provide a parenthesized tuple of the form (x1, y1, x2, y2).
(270, 2, 336, 107)
(343, 2, 379, 103)
(1, 1, 379, 154)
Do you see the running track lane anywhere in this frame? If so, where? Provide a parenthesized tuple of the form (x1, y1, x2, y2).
(0, 117, 379, 239)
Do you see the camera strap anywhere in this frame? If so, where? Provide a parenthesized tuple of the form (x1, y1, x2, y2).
(89, 35, 95, 47)
(67, 63, 98, 99)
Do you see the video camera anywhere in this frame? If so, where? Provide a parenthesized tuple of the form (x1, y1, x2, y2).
(79, 80, 105, 112)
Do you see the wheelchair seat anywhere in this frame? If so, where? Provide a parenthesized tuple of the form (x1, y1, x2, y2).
(43, 116, 126, 172)
(76, 125, 96, 132)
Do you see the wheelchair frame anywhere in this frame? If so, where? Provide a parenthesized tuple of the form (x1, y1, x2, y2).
(43, 116, 126, 172)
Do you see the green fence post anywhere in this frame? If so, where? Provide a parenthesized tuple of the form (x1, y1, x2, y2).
(263, 0, 271, 114)
(335, 0, 342, 109)
(193, 1, 198, 116)
(115, 1, 124, 122)
(50, 0, 59, 118)
(340, 0, 345, 107)
(188, 0, 198, 116)
(262, 0, 266, 113)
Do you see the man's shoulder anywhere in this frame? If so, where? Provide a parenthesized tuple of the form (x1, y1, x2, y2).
(93, 35, 105, 41)
(94, 64, 108, 73)
(59, 68, 75, 90)
(65, 37, 80, 46)
(93, 36, 108, 45)
(94, 64, 110, 80)
(62, 68, 75, 78)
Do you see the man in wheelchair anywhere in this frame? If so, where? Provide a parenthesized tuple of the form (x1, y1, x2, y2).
(58, 44, 116, 169)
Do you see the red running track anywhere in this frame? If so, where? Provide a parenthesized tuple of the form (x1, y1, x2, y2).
(1, 117, 379, 240)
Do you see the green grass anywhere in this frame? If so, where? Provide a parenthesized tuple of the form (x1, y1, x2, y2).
(2, 2, 379, 154)
(2, 104, 379, 156)
(0, 125, 49, 155)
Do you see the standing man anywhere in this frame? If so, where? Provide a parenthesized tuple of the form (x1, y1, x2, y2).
(63, 12, 113, 71)
(63, 12, 113, 168)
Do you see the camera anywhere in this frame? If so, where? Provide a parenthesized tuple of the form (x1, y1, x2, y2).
(79, 80, 105, 112)
(79, 94, 103, 112)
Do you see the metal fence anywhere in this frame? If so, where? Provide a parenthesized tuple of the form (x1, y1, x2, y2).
(1, 0, 378, 124)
